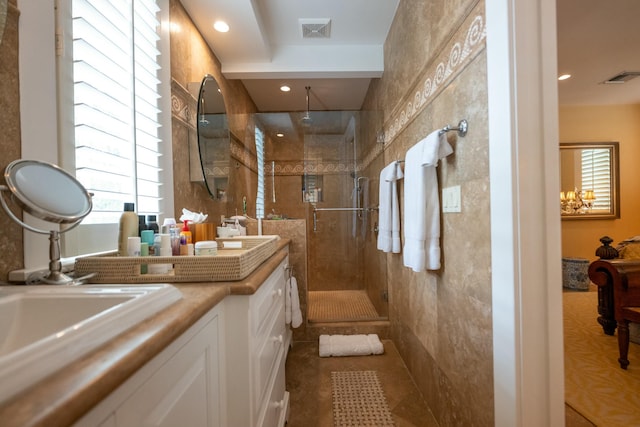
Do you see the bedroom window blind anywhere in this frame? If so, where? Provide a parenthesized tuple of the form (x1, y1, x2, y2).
(581, 148, 611, 211)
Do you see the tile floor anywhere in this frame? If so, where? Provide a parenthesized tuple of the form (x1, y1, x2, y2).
(285, 339, 594, 426)
(285, 339, 439, 426)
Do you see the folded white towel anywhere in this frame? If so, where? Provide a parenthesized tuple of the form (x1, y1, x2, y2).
(403, 130, 453, 271)
(285, 276, 303, 328)
(377, 161, 403, 253)
(319, 334, 384, 357)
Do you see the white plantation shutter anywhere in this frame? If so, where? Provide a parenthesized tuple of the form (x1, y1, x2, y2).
(581, 148, 611, 211)
(73, 0, 162, 221)
(59, 0, 166, 256)
(255, 126, 265, 219)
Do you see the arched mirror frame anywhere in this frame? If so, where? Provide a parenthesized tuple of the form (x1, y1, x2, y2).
(196, 74, 230, 200)
(560, 141, 620, 220)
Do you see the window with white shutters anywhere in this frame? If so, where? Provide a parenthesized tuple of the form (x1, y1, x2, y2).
(58, 0, 168, 256)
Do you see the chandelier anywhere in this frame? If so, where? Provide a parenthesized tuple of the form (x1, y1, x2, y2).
(560, 187, 596, 214)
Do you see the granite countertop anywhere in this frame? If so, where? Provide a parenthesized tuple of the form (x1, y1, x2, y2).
(0, 239, 290, 427)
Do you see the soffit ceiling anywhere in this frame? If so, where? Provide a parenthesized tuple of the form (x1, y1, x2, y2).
(179, 0, 399, 112)
(180, 0, 640, 112)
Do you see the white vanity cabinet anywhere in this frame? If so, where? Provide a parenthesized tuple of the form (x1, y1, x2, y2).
(74, 303, 226, 427)
(225, 257, 292, 427)
(72, 255, 291, 427)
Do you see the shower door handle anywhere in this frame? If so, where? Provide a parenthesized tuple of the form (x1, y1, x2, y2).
(313, 209, 317, 232)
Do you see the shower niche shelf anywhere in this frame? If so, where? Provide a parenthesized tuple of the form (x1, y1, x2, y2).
(302, 174, 323, 203)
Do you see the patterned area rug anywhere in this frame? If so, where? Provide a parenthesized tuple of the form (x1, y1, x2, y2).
(331, 370, 395, 426)
(308, 290, 380, 322)
(564, 291, 640, 426)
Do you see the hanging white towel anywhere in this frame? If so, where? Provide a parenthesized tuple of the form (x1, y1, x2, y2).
(286, 276, 303, 328)
(377, 161, 403, 253)
(403, 130, 453, 271)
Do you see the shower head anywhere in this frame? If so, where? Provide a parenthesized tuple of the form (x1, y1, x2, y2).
(300, 86, 312, 126)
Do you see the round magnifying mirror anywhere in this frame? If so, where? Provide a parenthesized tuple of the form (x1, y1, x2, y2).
(0, 159, 93, 285)
(4, 160, 92, 224)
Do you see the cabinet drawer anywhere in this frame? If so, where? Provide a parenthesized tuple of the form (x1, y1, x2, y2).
(253, 261, 286, 338)
(259, 352, 288, 427)
(255, 300, 286, 406)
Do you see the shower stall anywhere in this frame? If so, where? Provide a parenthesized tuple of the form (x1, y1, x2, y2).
(259, 109, 388, 324)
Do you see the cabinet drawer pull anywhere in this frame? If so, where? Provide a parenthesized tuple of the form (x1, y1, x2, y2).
(272, 399, 285, 409)
(272, 334, 283, 344)
(272, 288, 283, 298)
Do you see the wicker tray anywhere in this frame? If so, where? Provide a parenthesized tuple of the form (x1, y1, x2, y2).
(74, 235, 280, 284)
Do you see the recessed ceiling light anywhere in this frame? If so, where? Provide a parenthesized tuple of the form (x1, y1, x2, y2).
(280, 85, 291, 92)
(276, 132, 284, 138)
(213, 21, 229, 33)
(558, 74, 571, 81)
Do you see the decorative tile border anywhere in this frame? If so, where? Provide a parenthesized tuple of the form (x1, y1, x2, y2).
(171, 79, 196, 130)
(382, 7, 486, 146)
(265, 160, 355, 176)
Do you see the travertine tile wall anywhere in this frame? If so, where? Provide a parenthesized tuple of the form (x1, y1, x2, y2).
(0, 0, 23, 281)
(363, 0, 493, 425)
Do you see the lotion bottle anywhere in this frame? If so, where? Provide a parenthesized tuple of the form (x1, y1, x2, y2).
(179, 220, 192, 255)
(180, 220, 192, 244)
(118, 203, 138, 256)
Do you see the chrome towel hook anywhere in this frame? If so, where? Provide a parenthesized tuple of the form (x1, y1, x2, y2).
(439, 119, 468, 137)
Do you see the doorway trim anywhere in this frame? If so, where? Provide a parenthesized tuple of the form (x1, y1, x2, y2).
(486, 0, 564, 425)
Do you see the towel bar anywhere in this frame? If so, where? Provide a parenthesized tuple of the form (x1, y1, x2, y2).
(312, 207, 378, 232)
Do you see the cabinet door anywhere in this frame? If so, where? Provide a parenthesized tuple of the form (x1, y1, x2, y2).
(115, 312, 222, 427)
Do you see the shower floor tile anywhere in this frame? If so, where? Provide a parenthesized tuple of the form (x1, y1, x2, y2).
(308, 290, 381, 322)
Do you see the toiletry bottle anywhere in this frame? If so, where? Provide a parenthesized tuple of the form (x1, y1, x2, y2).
(170, 224, 180, 255)
(179, 220, 192, 255)
(140, 242, 149, 274)
(138, 215, 148, 236)
(146, 215, 159, 233)
(180, 220, 192, 244)
(118, 203, 138, 256)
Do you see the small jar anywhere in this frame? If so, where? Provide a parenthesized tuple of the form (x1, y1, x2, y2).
(195, 240, 218, 256)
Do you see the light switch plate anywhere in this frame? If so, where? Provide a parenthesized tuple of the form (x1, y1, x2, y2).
(442, 185, 461, 213)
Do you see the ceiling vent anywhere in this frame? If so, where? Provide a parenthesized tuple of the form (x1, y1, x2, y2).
(300, 18, 331, 39)
(603, 71, 640, 84)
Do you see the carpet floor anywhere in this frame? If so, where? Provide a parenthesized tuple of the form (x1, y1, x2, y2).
(564, 290, 640, 426)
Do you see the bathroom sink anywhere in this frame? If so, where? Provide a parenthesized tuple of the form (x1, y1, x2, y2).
(0, 284, 182, 404)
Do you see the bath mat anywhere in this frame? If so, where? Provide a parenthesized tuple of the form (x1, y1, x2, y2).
(331, 370, 395, 426)
(308, 290, 379, 322)
(319, 334, 384, 357)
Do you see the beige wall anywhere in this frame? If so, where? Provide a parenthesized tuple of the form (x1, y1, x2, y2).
(560, 104, 640, 260)
(363, 0, 493, 425)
